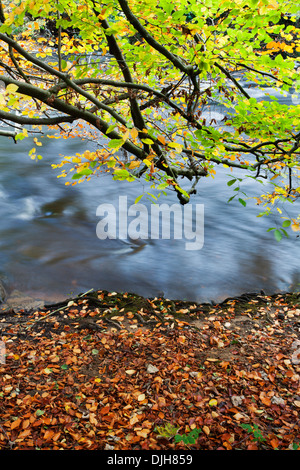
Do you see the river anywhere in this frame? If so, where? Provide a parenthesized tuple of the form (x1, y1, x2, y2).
(0, 79, 299, 303)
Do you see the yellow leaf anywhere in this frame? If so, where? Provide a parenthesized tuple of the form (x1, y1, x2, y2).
(138, 393, 146, 401)
(128, 160, 140, 169)
(122, 129, 130, 142)
(168, 142, 183, 152)
(6, 83, 19, 94)
(34, 138, 42, 146)
(130, 128, 139, 139)
(125, 369, 136, 375)
(291, 223, 300, 232)
(209, 398, 218, 407)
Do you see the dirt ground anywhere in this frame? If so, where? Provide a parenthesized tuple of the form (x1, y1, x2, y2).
(0, 289, 300, 450)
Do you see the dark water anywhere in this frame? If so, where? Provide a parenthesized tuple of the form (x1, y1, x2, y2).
(0, 81, 299, 303)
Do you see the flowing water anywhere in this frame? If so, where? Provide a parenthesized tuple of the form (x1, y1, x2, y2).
(0, 80, 299, 303)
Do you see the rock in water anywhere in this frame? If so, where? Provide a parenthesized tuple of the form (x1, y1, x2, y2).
(1, 290, 44, 311)
(0, 281, 7, 303)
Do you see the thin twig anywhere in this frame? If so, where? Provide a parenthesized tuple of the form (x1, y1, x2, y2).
(25, 288, 94, 329)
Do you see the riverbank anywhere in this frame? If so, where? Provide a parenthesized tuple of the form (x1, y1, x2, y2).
(0, 289, 300, 450)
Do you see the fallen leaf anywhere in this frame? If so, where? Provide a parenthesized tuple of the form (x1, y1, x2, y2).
(270, 438, 279, 449)
(136, 429, 150, 438)
(17, 429, 31, 439)
(147, 364, 159, 374)
(22, 419, 30, 429)
(209, 399, 218, 407)
(130, 414, 140, 425)
(11, 418, 21, 430)
(100, 405, 110, 415)
(203, 425, 210, 435)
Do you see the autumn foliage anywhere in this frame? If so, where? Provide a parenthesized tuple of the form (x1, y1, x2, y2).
(1, 290, 300, 450)
(0, 0, 299, 232)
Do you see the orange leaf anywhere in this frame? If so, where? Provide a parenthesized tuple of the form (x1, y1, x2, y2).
(130, 414, 140, 426)
(247, 443, 258, 450)
(11, 418, 21, 430)
(130, 128, 139, 140)
(259, 392, 271, 406)
(203, 425, 210, 436)
(22, 419, 30, 429)
(158, 397, 166, 407)
(157, 135, 166, 145)
(270, 438, 279, 449)
(18, 429, 31, 439)
(136, 429, 150, 438)
(44, 429, 54, 440)
(100, 405, 110, 415)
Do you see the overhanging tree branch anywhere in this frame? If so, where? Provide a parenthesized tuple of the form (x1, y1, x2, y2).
(117, 0, 195, 76)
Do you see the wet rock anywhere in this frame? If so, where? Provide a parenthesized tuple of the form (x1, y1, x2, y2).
(1, 289, 44, 311)
(0, 281, 7, 303)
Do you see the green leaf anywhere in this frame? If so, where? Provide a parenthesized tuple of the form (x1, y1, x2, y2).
(80, 168, 93, 176)
(227, 179, 236, 186)
(106, 124, 117, 134)
(113, 169, 130, 180)
(157, 182, 169, 190)
(61, 364, 68, 370)
(280, 228, 289, 238)
(36, 409, 45, 417)
(108, 139, 124, 149)
(141, 138, 154, 145)
(238, 198, 246, 207)
(282, 220, 291, 228)
(274, 229, 282, 242)
(71, 168, 93, 179)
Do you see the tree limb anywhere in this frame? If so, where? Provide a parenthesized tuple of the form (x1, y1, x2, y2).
(117, 0, 194, 76)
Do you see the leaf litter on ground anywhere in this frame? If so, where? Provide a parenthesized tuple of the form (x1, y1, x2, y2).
(0, 289, 300, 450)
